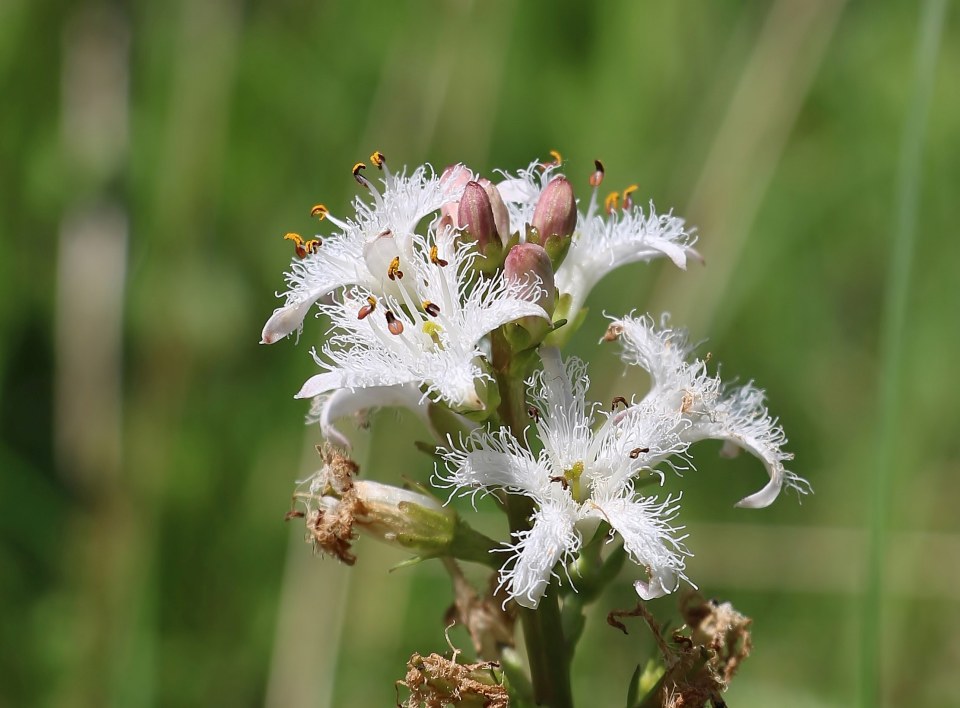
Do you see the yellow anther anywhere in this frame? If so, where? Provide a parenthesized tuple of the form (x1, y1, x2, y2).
(357, 296, 377, 320)
(352, 162, 367, 185)
(589, 159, 605, 187)
(429, 245, 449, 267)
(604, 192, 620, 214)
(422, 321, 443, 345)
(549, 149, 563, 166)
(422, 300, 440, 317)
(284, 232, 307, 259)
(621, 184, 639, 210)
(304, 239, 322, 255)
(310, 204, 329, 220)
(387, 256, 403, 281)
(370, 151, 386, 169)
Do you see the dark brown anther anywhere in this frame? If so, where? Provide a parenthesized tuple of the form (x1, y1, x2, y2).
(629, 447, 650, 459)
(357, 296, 377, 320)
(611, 396, 627, 411)
(387, 256, 403, 280)
(423, 301, 440, 317)
(549, 475, 569, 490)
(589, 159, 605, 187)
(527, 405, 540, 422)
(386, 310, 404, 335)
(352, 161, 367, 185)
(429, 244, 449, 267)
(284, 510, 306, 521)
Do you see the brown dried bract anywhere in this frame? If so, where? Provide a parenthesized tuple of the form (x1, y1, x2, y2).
(607, 592, 752, 708)
(398, 652, 507, 708)
(443, 561, 516, 661)
(295, 446, 364, 564)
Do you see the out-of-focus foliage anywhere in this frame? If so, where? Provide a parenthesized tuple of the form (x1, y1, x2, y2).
(1, 1, 957, 706)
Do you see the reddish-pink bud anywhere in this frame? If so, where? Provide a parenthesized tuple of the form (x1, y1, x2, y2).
(458, 181, 499, 250)
(530, 176, 577, 242)
(504, 243, 555, 316)
(478, 178, 511, 244)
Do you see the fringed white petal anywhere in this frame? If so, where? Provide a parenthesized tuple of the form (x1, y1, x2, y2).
(612, 313, 809, 508)
(555, 203, 696, 315)
(590, 493, 690, 600)
(528, 348, 595, 473)
(436, 428, 552, 499)
(680, 383, 807, 508)
(498, 498, 581, 609)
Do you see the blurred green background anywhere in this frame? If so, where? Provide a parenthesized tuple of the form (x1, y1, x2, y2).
(2, 0, 958, 706)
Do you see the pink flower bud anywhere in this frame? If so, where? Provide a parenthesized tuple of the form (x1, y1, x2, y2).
(505, 243, 555, 315)
(530, 176, 577, 242)
(504, 243, 555, 350)
(478, 178, 511, 245)
(439, 163, 473, 229)
(458, 181, 499, 251)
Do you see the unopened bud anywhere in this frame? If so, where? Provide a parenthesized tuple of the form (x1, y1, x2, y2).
(503, 243, 556, 350)
(531, 176, 577, 242)
(478, 178, 511, 245)
(529, 176, 576, 266)
(458, 181, 500, 251)
(439, 163, 473, 228)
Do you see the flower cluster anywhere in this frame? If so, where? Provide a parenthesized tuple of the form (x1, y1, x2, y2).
(263, 151, 808, 613)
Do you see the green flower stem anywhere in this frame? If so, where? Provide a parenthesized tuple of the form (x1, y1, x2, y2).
(492, 329, 574, 708)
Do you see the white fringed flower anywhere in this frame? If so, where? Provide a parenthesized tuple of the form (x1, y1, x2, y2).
(556, 202, 695, 318)
(607, 313, 811, 508)
(495, 159, 698, 318)
(436, 348, 691, 608)
(261, 161, 471, 344)
(295, 231, 548, 412)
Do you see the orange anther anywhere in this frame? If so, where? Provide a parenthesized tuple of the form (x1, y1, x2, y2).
(604, 192, 620, 214)
(352, 162, 367, 185)
(284, 232, 307, 259)
(429, 245, 448, 267)
(387, 256, 403, 281)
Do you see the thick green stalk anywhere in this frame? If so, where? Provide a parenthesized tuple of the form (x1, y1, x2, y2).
(492, 331, 574, 708)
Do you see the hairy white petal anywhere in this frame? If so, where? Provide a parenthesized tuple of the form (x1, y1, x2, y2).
(498, 498, 581, 609)
(436, 428, 552, 499)
(612, 312, 809, 507)
(529, 348, 595, 473)
(556, 203, 696, 315)
(590, 493, 691, 600)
